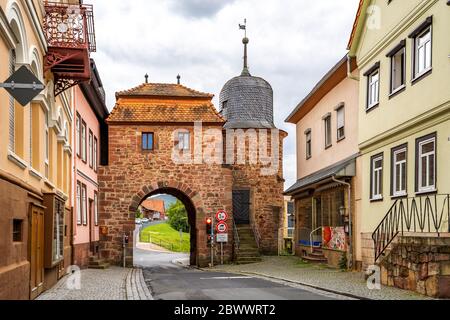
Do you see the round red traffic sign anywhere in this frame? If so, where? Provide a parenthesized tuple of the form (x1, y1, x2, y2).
(216, 222, 228, 234)
(216, 210, 228, 222)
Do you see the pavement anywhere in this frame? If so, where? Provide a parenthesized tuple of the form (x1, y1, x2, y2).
(37, 266, 151, 300)
(208, 256, 434, 300)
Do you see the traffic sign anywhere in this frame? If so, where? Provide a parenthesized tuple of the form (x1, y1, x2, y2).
(216, 210, 228, 222)
(217, 234, 229, 243)
(0, 65, 45, 106)
(216, 222, 228, 234)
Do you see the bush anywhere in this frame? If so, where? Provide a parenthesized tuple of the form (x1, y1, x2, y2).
(167, 200, 189, 233)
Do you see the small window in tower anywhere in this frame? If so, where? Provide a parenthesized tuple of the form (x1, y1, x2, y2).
(13, 219, 23, 242)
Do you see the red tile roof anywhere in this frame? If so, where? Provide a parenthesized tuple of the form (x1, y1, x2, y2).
(141, 199, 165, 214)
(107, 102, 225, 123)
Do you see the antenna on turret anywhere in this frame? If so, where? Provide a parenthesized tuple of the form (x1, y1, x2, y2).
(239, 19, 251, 76)
(145, 74, 149, 84)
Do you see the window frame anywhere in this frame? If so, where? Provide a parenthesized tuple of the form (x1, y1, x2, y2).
(370, 153, 384, 201)
(94, 136, 98, 172)
(88, 129, 93, 168)
(142, 132, 154, 151)
(76, 181, 82, 225)
(13, 219, 23, 242)
(76, 113, 81, 158)
(416, 133, 437, 194)
(81, 183, 88, 226)
(44, 110, 50, 179)
(94, 191, 99, 226)
(81, 120, 87, 163)
(367, 69, 380, 110)
(178, 131, 191, 151)
(388, 44, 406, 96)
(391, 144, 408, 198)
(413, 26, 432, 81)
(336, 105, 345, 141)
(323, 114, 332, 149)
(305, 129, 312, 160)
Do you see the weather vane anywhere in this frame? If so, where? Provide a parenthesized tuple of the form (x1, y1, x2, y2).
(239, 18, 247, 38)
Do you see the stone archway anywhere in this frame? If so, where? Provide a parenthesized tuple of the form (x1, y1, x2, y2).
(129, 181, 206, 266)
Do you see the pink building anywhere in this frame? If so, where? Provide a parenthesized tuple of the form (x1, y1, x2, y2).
(72, 60, 109, 268)
(285, 56, 361, 269)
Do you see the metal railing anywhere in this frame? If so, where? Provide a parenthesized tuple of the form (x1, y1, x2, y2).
(249, 213, 262, 249)
(233, 219, 240, 253)
(372, 194, 450, 262)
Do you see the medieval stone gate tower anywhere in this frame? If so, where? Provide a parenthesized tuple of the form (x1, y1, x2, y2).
(98, 35, 286, 267)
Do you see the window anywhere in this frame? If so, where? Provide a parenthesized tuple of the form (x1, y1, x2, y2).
(222, 101, 228, 113)
(13, 219, 23, 242)
(76, 114, 81, 157)
(82, 184, 87, 225)
(413, 27, 432, 79)
(324, 114, 332, 148)
(9, 49, 16, 152)
(94, 192, 99, 226)
(371, 154, 384, 200)
(337, 106, 345, 141)
(76, 182, 82, 225)
(178, 132, 190, 151)
(89, 130, 93, 168)
(416, 134, 436, 193)
(392, 145, 407, 197)
(389, 46, 406, 94)
(81, 121, 87, 162)
(53, 198, 64, 262)
(94, 137, 98, 172)
(305, 130, 312, 159)
(367, 69, 380, 109)
(142, 133, 154, 151)
(45, 111, 49, 178)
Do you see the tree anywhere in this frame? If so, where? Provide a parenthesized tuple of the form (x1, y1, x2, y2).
(167, 200, 189, 233)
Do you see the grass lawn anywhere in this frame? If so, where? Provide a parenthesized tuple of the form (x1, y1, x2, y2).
(140, 223, 190, 253)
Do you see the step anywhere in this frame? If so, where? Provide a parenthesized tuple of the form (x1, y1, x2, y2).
(88, 263, 110, 270)
(308, 252, 326, 258)
(302, 255, 328, 263)
(88, 260, 107, 266)
(236, 258, 263, 265)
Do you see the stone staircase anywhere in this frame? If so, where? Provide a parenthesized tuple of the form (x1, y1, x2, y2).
(302, 247, 328, 263)
(88, 256, 110, 270)
(235, 225, 262, 264)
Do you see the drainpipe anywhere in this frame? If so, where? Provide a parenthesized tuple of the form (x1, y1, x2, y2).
(332, 176, 353, 270)
(347, 54, 359, 81)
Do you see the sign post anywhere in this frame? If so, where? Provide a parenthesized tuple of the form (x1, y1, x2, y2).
(215, 210, 229, 265)
(0, 65, 45, 106)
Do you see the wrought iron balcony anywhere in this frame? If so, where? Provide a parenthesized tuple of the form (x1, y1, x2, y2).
(372, 194, 450, 262)
(43, 1, 96, 96)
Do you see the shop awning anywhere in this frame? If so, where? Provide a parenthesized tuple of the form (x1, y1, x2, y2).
(285, 154, 358, 196)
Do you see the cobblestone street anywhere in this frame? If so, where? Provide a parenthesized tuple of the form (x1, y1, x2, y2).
(209, 256, 435, 300)
(37, 267, 152, 301)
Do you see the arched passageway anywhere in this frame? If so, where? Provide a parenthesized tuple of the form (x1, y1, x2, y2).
(135, 187, 197, 266)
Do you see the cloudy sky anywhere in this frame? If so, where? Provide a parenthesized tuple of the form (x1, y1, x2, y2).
(90, 0, 360, 189)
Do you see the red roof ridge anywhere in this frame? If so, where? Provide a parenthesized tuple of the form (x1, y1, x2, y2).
(115, 82, 214, 99)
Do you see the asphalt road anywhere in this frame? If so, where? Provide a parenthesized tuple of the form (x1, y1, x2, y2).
(135, 248, 345, 301)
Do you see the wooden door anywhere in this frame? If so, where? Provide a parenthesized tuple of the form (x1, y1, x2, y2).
(233, 190, 251, 224)
(89, 199, 95, 255)
(30, 205, 44, 300)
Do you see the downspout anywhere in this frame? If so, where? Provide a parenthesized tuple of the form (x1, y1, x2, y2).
(332, 176, 353, 270)
(347, 54, 359, 81)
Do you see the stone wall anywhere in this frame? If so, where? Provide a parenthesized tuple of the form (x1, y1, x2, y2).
(98, 124, 233, 267)
(380, 236, 450, 298)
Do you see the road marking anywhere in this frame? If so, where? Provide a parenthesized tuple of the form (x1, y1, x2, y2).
(199, 276, 253, 280)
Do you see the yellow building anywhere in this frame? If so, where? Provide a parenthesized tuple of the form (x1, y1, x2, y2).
(0, 0, 95, 300)
(348, 0, 450, 296)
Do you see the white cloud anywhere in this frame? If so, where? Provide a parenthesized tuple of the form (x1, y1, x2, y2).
(89, 0, 360, 189)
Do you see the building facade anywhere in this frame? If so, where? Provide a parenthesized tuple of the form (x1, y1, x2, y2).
(0, 0, 96, 299)
(72, 60, 108, 269)
(285, 56, 361, 269)
(348, 0, 450, 297)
